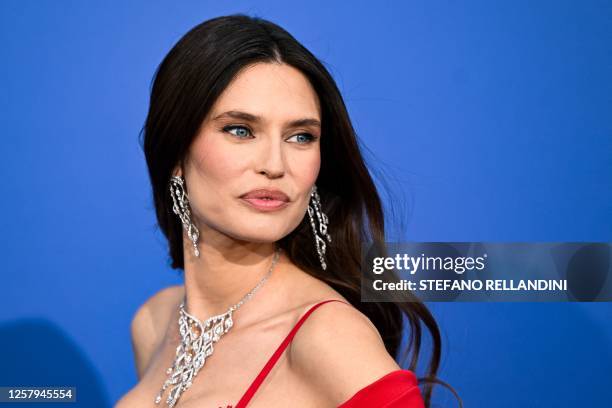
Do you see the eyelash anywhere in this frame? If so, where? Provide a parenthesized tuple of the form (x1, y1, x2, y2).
(221, 125, 319, 144)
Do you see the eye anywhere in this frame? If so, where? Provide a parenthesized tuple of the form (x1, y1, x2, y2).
(286, 133, 318, 144)
(222, 125, 318, 144)
(222, 125, 253, 139)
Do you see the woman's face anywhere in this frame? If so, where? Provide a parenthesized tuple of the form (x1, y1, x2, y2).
(177, 62, 322, 244)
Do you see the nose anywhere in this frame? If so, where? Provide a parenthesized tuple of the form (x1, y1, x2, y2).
(255, 136, 285, 179)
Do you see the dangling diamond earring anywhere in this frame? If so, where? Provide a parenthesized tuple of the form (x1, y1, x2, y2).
(307, 184, 332, 270)
(169, 175, 200, 257)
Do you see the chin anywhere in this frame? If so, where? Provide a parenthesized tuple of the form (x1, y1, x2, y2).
(224, 226, 289, 244)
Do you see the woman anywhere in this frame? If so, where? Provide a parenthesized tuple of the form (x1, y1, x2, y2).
(116, 14, 458, 408)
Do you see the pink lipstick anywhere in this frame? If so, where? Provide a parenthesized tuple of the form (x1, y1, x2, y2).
(239, 188, 290, 212)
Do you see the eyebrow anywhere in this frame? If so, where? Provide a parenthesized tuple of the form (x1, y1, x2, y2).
(212, 110, 321, 128)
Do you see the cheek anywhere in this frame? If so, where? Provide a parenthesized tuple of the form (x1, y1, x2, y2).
(285, 149, 321, 228)
(287, 148, 321, 187)
(193, 134, 243, 178)
(183, 133, 246, 220)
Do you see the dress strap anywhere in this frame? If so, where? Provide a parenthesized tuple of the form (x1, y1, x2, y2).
(235, 299, 349, 407)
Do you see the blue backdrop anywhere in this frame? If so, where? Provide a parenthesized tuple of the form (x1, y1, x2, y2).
(1, 1, 610, 407)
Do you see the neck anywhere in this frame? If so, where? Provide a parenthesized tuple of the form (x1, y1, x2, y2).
(181, 232, 283, 321)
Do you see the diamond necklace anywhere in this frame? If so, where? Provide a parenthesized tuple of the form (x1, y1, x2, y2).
(155, 247, 282, 408)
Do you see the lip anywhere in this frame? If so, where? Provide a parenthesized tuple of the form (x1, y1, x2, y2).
(239, 188, 290, 212)
(240, 197, 290, 212)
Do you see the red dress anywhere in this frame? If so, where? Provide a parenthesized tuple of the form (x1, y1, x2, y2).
(228, 299, 425, 408)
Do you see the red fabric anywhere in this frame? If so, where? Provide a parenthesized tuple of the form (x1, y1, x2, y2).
(234, 299, 425, 408)
(337, 369, 425, 408)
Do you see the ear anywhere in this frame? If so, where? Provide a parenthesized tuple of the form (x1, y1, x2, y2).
(171, 162, 183, 178)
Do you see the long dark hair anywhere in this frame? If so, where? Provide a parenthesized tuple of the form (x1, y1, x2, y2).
(141, 14, 461, 407)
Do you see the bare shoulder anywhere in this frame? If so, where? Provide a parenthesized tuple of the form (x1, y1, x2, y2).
(130, 284, 184, 380)
(288, 299, 402, 405)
